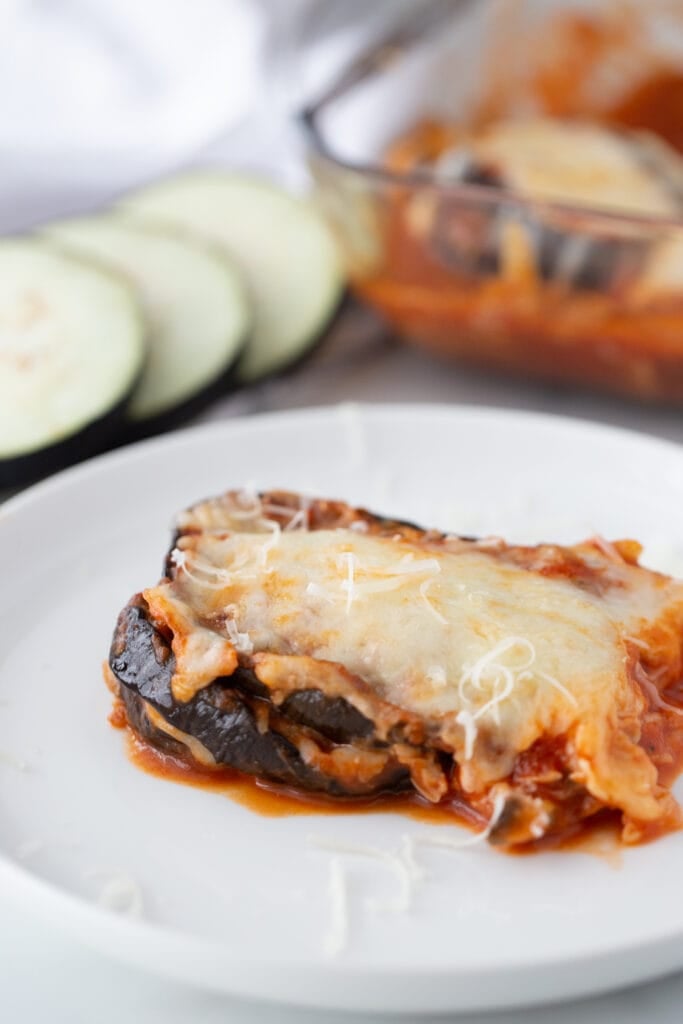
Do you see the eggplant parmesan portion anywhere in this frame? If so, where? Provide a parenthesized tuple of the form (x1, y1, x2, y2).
(108, 490, 683, 848)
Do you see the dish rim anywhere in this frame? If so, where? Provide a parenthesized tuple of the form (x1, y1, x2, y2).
(3, 402, 683, 1010)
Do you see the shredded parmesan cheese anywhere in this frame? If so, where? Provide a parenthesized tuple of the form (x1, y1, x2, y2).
(459, 637, 534, 700)
(380, 557, 441, 576)
(308, 835, 419, 914)
(224, 605, 253, 655)
(624, 634, 651, 652)
(455, 709, 478, 761)
(419, 578, 448, 625)
(258, 518, 281, 566)
(523, 669, 578, 709)
(172, 548, 258, 590)
(171, 549, 233, 590)
(310, 794, 508, 951)
(333, 552, 443, 611)
(340, 552, 357, 615)
(95, 873, 144, 918)
(634, 662, 683, 717)
(283, 508, 308, 532)
(305, 581, 335, 605)
(399, 835, 425, 882)
(426, 665, 447, 689)
(411, 789, 508, 851)
(590, 535, 626, 564)
(530, 809, 552, 839)
(455, 637, 578, 756)
(324, 857, 349, 957)
(223, 486, 262, 520)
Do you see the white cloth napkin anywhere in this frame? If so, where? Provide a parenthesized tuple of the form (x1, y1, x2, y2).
(0, 0, 265, 230)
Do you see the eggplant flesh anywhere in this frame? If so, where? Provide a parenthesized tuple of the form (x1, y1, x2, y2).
(0, 240, 145, 487)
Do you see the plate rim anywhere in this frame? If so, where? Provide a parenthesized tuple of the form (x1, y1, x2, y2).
(3, 401, 683, 1012)
(3, 399, 683, 522)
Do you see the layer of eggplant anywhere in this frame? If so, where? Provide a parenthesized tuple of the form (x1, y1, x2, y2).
(110, 593, 604, 847)
(110, 595, 415, 798)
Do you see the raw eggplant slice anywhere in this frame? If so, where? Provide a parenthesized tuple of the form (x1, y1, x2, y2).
(121, 172, 344, 384)
(0, 240, 144, 487)
(45, 217, 251, 434)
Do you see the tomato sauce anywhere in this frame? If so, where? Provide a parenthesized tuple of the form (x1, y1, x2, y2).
(110, 688, 683, 860)
(353, 6, 683, 403)
(123, 725, 484, 828)
(608, 71, 683, 155)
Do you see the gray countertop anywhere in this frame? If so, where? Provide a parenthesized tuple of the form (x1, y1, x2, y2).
(197, 303, 683, 447)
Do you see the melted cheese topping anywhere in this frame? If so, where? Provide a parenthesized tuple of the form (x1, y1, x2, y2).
(141, 511, 683, 826)
(171, 531, 623, 722)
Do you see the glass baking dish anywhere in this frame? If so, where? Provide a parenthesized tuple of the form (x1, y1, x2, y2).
(299, 0, 683, 403)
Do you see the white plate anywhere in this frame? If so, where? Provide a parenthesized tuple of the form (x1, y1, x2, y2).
(2, 404, 683, 1016)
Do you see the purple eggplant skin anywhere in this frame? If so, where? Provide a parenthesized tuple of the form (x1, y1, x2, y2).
(279, 690, 375, 745)
(116, 290, 349, 448)
(0, 380, 141, 489)
(242, 288, 350, 386)
(107, 495, 477, 800)
(109, 596, 410, 798)
(116, 338, 247, 446)
(2, 290, 347, 482)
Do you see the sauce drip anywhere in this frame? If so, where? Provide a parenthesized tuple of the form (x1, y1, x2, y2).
(109, 613, 683, 859)
(110, 663, 683, 858)
(123, 726, 483, 829)
(121, 725, 640, 863)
